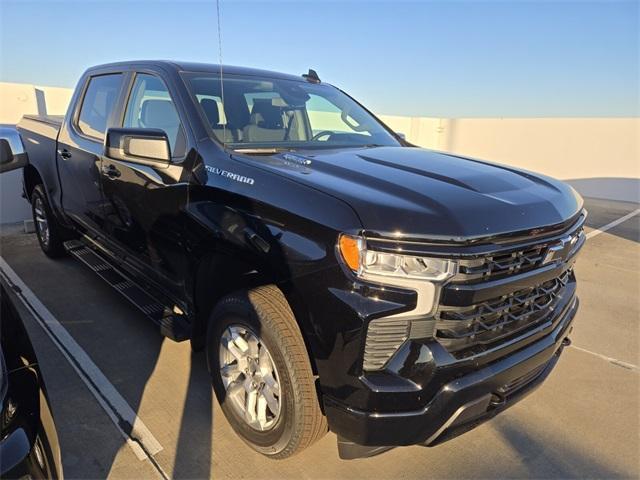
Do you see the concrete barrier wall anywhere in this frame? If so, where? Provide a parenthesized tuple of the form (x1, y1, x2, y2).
(446, 118, 639, 202)
(1, 81, 638, 224)
(0, 83, 73, 224)
(380, 116, 639, 203)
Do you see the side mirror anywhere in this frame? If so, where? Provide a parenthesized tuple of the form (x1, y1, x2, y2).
(105, 128, 170, 166)
(0, 127, 28, 174)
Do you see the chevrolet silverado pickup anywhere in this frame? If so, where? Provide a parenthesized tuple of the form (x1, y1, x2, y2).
(13, 61, 585, 459)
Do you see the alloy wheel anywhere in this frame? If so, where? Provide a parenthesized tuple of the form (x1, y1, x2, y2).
(219, 325, 282, 431)
(34, 197, 50, 247)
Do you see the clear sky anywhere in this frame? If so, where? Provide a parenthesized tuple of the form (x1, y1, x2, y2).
(0, 0, 638, 117)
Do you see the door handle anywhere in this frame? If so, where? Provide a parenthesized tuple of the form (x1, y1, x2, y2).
(101, 164, 121, 178)
(59, 149, 72, 160)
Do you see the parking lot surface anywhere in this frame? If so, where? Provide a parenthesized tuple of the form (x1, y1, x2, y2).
(1, 197, 638, 479)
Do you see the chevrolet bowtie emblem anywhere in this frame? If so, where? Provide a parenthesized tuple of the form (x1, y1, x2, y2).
(542, 234, 577, 265)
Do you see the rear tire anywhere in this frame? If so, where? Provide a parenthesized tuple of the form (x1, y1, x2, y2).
(31, 184, 66, 258)
(206, 285, 327, 459)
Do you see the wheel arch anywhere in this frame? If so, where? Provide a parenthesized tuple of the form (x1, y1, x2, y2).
(23, 163, 43, 202)
(191, 250, 322, 378)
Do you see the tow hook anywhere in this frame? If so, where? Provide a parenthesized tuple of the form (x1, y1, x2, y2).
(562, 337, 572, 347)
(489, 393, 505, 407)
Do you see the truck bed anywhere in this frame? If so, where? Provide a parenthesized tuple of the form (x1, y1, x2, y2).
(22, 114, 64, 129)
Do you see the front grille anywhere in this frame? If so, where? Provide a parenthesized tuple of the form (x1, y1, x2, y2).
(457, 246, 546, 281)
(435, 269, 572, 358)
(361, 218, 584, 370)
(456, 229, 584, 283)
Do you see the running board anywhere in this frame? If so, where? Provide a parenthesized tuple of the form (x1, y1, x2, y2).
(64, 240, 190, 341)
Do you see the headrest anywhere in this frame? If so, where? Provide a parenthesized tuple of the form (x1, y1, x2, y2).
(250, 99, 283, 128)
(140, 99, 177, 128)
(200, 98, 220, 126)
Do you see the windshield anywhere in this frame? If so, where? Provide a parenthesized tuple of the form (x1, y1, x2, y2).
(182, 72, 401, 150)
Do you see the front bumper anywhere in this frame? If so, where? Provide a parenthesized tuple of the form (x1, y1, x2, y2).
(324, 294, 578, 455)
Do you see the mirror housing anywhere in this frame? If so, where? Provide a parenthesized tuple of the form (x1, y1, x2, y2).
(105, 128, 170, 166)
(0, 127, 28, 174)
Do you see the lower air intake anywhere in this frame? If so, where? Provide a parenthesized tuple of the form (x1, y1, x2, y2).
(363, 317, 410, 371)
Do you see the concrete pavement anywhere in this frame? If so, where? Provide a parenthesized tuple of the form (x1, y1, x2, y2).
(0, 197, 638, 479)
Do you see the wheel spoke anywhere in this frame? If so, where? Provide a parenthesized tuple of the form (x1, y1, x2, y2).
(262, 373, 280, 396)
(245, 389, 258, 424)
(223, 337, 246, 362)
(231, 330, 250, 354)
(247, 336, 260, 358)
(257, 395, 268, 428)
(261, 385, 280, 416)
(220, 362, 241, 381)
(227, 380, 245, 403)
(258, 345, 271, 372)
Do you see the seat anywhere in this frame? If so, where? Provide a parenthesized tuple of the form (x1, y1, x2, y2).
(139, 99, 181, 152)
(242, 99, 287, 143)
(200, 98, 236, 143)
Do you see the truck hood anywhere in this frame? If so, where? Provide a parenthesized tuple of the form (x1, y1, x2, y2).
(241, 146, 583, 241)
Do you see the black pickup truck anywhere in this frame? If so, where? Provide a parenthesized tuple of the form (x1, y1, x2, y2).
(14, 61, 585, 459)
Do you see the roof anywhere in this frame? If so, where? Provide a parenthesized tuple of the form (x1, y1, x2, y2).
(86, 60, 307, 82)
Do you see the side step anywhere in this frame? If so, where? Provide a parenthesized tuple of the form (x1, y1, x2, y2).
(64, 240, 191, 341)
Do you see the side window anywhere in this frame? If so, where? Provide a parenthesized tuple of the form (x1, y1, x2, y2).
(77, 74, 124, 140)
(124, 74, 186, 157)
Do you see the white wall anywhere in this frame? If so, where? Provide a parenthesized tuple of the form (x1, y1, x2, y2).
(381, 117, 640, 203)
(0, 81, 638, 224)
(0, 83, 73, 224)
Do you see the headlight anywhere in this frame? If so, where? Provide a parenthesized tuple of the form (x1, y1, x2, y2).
(338, 234, 457, 281)
(338, 234, 458, 371)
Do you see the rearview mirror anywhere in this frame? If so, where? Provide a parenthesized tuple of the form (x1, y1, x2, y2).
(396, 132, 406, 140)
(0, 127, 28, 174)
(105, 128, 170, 166)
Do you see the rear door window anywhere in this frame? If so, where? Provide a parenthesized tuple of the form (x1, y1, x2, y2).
(77, 74, 124, 140)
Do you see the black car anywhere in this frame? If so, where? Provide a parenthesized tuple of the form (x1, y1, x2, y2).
(14, 61, 584, 459)
(0, 128, 63, 478)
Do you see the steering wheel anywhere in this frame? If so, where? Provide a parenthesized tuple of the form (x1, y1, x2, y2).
(311, 130, 334, 141)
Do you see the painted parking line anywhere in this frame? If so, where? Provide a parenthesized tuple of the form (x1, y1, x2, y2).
(571, 208, 640, 372)
(0, 257, 169, 479)
(586, 208, 640, 239)
(569, 344, 639, 372)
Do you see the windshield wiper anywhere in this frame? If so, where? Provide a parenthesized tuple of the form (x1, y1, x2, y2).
(232, 147, 295, 155)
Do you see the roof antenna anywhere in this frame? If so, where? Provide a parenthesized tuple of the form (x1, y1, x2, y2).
(216, 0, 227, 147)
(302, 69, 321, 83)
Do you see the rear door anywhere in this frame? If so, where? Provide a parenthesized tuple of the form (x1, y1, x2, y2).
(57, 72, 126, 233)
(100, 71, 192, 301)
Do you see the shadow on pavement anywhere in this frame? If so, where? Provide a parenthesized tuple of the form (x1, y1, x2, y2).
(494, 419, 625, 479)
(582, 196, 639, 243)
(172, 352, 213, 478)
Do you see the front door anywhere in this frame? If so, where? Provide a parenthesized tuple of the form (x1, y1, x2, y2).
(100, 72, 190, 300)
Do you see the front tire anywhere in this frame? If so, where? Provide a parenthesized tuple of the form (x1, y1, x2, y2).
(206, 285, 327, 459)
(31, 184, 66, 258)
